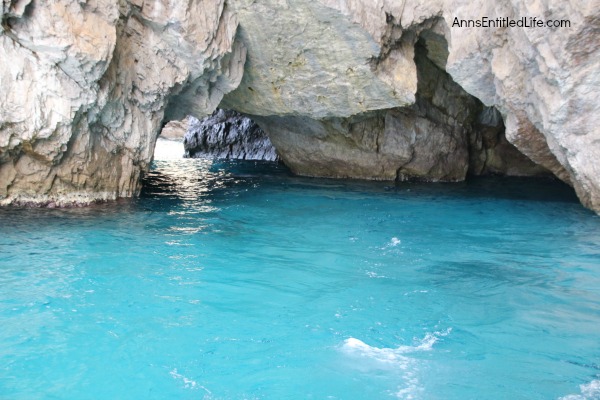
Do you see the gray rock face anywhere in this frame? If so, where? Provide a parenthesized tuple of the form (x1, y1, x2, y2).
(225, 0, 599, 210)
(184, 110, 279, 162)
(469, 107, 549, 178)
(255, 37, 549, 181)
(0, 0, 244, 206)
(219, 0, 410, 118)
(0, 1, 598, 213)
(159, 117, 190, 141)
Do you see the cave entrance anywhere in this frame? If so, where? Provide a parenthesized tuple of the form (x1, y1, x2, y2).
(150, 15, 570, 205)
(411, 27, 553, 180)
(155, 109, 279, 163)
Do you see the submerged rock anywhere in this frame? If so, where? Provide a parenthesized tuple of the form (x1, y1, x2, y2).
(184, 110, 279, 161)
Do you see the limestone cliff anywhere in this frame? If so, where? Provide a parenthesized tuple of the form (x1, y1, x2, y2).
(316, 0, 599, 209)
(0, 0, 244, 205)
(0, 0, 598, 212)
(253, 37, 549, 181)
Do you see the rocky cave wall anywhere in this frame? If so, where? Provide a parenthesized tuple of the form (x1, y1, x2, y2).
(251, 33, 550, 181)
(183, 109, 279, 161)
(0, 0, 245, 205)
(0, 0, 598, 212)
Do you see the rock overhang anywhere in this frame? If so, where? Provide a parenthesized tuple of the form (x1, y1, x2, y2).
(0, 0, 598, 214)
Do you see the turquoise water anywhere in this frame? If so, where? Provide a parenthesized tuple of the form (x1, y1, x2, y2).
(1, 155, 600, 399)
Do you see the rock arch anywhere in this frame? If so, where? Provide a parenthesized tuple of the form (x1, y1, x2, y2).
(0, 0, 598, 212)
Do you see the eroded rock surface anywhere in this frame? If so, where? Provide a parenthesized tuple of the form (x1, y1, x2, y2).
(0, 0, 598, 212)
(220, 0, 411, 118)
(184, 109, 279, 161)
(317, 0, 599, 209)
(222, 0, 597, 209)
(255, 37, 549, 181)
(160, 117, 190, 141)
(0, 0, 244, 205)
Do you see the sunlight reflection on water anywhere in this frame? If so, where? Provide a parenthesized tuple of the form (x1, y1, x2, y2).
(1, 141, 598, 400)
(153, 138, 185, 161)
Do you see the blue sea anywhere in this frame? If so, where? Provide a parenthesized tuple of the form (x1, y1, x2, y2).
(1, 140, 599, 399)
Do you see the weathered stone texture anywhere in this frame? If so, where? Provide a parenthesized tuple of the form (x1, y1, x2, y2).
(184, 109, 279, 161)
(159, 117, 189, 141)
(220, 0, 411, 118)
(443, 1, 598, 209)
(254, 37, 549, 182)
(0, 0, 598, 212)
(316, 0, 599, 210)
(0, 0, 244, 205)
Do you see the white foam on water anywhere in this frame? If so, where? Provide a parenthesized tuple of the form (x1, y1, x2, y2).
(559, 379, 600, 400)
(341, 329, 451, 399)
(343, 337, 407, 364)
(403, 290, 429, 296)
(169, 368, 212, 394)
(342, 328, 451, 361)
(396, 383, 424, 400)
(366, 271, 388, 279)
(380, 237, 402, 249)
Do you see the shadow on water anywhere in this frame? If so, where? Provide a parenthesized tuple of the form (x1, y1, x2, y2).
(0, 157, 588, 229)
(0, 199, 138, 230)
(141, 157, 584, 211)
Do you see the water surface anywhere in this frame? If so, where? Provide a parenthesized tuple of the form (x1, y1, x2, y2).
(1, 148, 599, 399)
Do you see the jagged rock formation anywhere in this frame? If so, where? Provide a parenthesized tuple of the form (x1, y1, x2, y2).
(184, 109, 279, 161)
(316, 1, 599, 209)
(0, 0, 245, 205)
(159, 117, 190, 141)
(0, 1, 598, 212)
(254, 37, 548, 181)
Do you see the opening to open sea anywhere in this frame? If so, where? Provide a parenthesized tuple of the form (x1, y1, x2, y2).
(1, 144, 599, 399)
